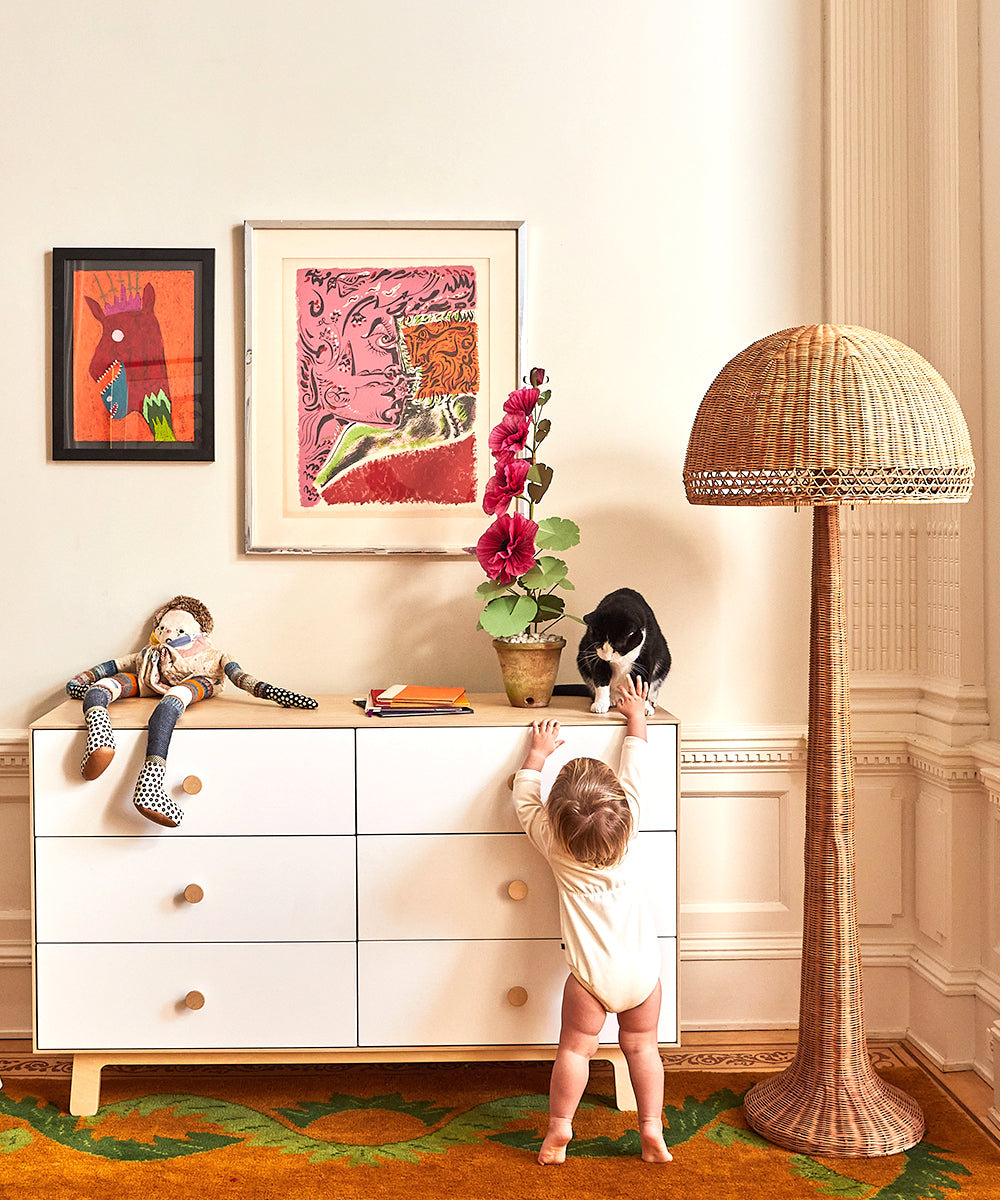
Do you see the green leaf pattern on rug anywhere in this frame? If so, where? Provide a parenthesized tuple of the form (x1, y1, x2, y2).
(79, 1091, 553, 1167)
(0, 1128, 33, 1154)
(790, 1141, 971, 1199)
(276, 1091, 453, 1130)
(661, 1088, 748, 1146)
(788, 1156, 873, 1198)
(0, 1083, 980, 1194)
(0, 1093, 239, 1160)
(490, 1088, 751, 1157)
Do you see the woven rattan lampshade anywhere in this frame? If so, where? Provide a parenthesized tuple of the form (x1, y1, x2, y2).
(684, 324, 974, 1158)
(684, 325, 974, 505)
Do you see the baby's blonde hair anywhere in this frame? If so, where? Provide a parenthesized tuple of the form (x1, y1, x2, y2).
(546, 757, 632, 868)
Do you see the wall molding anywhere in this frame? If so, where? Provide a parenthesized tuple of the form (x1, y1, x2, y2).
(0, 733, 28, 788)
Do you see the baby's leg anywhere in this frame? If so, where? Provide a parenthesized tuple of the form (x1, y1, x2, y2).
(539, 974, 606, 1165)
(618, 981, 672, 1163)
(81, 674, 139, 779)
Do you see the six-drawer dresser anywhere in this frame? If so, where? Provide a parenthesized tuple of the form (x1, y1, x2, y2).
(29, 693, 679, 1114)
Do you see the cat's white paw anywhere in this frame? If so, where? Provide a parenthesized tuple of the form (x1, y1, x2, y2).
(591, 699, 611, 714)
(645, 701, 655, 715)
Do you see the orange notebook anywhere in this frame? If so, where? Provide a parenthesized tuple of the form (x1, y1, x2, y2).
(376, 684, 468, 707)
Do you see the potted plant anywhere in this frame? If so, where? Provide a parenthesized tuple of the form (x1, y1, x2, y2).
(475, 368, 581, 706)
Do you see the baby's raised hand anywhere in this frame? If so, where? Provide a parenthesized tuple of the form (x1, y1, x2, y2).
(615, 674, 650, 721)
(530, 718, 565, 757)
(520, 719, 565, 772)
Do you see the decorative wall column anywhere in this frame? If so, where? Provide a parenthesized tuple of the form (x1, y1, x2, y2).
(825, 0, 985, 743)
(824, 0, 995, 1085)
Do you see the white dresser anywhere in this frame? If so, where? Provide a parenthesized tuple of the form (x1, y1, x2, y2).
(29, 693, 679, 1114)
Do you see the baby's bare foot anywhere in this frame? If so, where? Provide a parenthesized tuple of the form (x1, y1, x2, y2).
(640, 1119, 673, 1163)
(538, 1116, 573, 1165)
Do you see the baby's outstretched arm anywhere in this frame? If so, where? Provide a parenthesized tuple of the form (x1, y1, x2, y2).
(521, 719, 565, 772)
(615, 675, 649, 740)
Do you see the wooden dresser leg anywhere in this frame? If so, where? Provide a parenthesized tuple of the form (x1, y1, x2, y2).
(605, 1049, 637, 1111)
(69, 1056, 104, 1116)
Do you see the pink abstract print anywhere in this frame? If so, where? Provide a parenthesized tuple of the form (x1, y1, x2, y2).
(295, 265, 479, 507)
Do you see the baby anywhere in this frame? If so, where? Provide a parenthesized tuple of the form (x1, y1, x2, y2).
(511, 674, 672, 1165)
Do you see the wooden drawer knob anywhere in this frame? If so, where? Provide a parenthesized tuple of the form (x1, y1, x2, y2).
(182, 776, 203, 795)
(183, 884, 204, 904)
(507, 986, 528, 1007)
(506, 880, 528, 901)
(184, 990, 205, 1010)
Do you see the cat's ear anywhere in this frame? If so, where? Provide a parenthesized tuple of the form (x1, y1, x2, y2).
(583, 610, 596, 624)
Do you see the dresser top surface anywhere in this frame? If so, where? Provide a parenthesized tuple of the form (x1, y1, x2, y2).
(32, 693, 679, 732)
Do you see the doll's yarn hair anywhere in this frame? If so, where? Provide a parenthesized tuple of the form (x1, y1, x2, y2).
(546, 757, 633, 869)
(152, 595, 214, 635)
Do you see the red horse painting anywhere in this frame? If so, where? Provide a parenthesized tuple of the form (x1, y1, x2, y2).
(85, 282, 175, 440)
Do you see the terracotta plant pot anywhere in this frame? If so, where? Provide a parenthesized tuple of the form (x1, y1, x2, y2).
(492, 637, 566, 708)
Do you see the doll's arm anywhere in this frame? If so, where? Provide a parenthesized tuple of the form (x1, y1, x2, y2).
(224, 660, 318, 710)
(66, 658, 132, 700)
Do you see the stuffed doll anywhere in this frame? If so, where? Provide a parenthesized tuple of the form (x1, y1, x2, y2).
(66, 595, 318, 828)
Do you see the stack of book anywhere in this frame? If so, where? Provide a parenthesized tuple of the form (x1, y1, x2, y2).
(363, 685, 473, 718)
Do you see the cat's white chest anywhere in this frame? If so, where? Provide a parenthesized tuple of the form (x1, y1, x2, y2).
(591, 639, 644, 713)
(607, 650, 638, 694)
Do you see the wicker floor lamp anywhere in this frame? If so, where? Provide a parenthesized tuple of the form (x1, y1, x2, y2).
(683, 325, 975, 1157)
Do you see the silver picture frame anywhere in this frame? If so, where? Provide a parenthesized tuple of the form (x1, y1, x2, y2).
(244, 219, 525, 555)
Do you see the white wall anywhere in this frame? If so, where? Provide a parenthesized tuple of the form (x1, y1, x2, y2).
(0, 0, 822, 735)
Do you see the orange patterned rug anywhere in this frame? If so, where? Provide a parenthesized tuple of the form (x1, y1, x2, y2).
(0, 1057, 997, 1198)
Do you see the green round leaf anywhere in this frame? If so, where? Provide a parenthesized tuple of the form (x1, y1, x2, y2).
(535, 517, 580, 552)
(519, 556, 568, 590)
(475, 580, 510, 600)
(479, 595, 538, 637)
(536, 593, 566, 622)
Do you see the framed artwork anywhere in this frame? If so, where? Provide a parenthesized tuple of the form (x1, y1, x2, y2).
(52, 248, 215, 461)
(244, 220, 524, 554)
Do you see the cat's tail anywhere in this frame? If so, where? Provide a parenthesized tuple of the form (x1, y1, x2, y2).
(551, 684, 591, 697)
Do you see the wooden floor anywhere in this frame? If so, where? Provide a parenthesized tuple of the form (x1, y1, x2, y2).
(1, 1031, 997, 1149)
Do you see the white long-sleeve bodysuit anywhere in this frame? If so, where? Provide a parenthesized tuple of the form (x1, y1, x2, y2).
(511, 736, 661, 1013)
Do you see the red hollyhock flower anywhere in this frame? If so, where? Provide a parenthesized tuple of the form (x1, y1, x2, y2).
(476, 511, 539, 585)
(483, 457, 531, 515)
(503, 387, 540, 418)
(488, 412, 530, 460)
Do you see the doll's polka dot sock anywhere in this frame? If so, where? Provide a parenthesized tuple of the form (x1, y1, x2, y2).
(258, 682, 318, 709)
(132, 756, 184, 827)
(81, 706, 116, 780)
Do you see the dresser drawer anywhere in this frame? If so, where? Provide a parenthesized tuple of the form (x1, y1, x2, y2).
(357, 834, 560, 939)
(358, 939, 566, 1046)
(356, 724, 678, 834)
(356, 831, 677, 939)
(31, 728, 355, 836)
(34, 836, 357, 943)
(35, 942, 359, 1051)
(357, 938, 678, 1046)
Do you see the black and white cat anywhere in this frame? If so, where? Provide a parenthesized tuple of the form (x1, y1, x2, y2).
(574, 588, 671, 715)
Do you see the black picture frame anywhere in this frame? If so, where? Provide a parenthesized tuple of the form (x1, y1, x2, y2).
(52, 247, 215, 461)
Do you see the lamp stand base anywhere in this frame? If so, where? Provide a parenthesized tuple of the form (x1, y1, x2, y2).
(744, 1060, 924, 1157)
(743, 506, 925, 1158)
